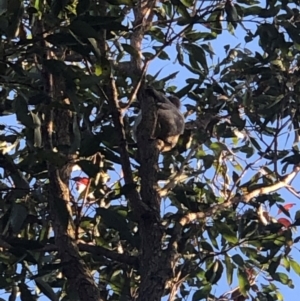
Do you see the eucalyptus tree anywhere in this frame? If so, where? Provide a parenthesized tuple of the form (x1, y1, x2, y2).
(0, 1, 300, 301)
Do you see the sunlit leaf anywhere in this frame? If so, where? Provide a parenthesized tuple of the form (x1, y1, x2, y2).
(290, 259, 300, 276)
(216, 222, 238, 244)
(272, 272, 290, 285)
(192, 284, 211, 301)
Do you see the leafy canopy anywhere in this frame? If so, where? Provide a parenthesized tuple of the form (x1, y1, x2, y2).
(1, 0, 300, 301)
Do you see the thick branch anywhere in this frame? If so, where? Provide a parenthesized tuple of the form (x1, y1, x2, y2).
(48, 164, 103, 301)
(129, 1, 181, 300)
(179, 166, 300, 226)
(38, 23, 102, 300)
(136, 86, 170, 301)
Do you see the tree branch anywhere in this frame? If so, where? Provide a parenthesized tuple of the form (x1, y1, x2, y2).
(37, 18, 103, 300)
(41, 243, 138, 267)
(77, 243, 138, 267)
(179, 165, 300, 226)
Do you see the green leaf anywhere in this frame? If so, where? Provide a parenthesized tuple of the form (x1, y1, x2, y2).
(95, 57, 111, 77)
(35, 278, 59, 301)
(77, 160, 101, 178)
(290, 259, 300, 276)
(95, 63, 103, 76)
(210, 142, 228, 155)
(9, 203, 27, 233)
(175, 2, 191, 20)
(237, 269, 250, 296)
(224, 255, 234, 285)
(51, 0, 64, 16)
(157, 50, 170, 60)
(180, 0, 194, 7)
(232, 254, 244, 266)
(0, 0, 7, 15)
(249, 137, 261, 151)
(272, 272, 289, 285)
(182, 43, 208, 73)
(294, 210, 300, 220)
(6, 0, 24, 39)
(207, 226, 219, 249)
(225, 0, 238, 29)
(239, 222, 258, 239)
(120, 183, 138, 197)
(232, 171, 239, 185)
(192, 284, 211, 301)
(80, 134, 101, 157)
(202, 155, 215, 169)
(122, 43, 140, 59)
(14, 96, 32, 127)
(216, 222, 238, 244)
(281, 256, 290, 272)
(19, 282, 36, 301)
(276, 291, 284, 301)
(207, 10, 223, 35)
(202, 43, 215, 58)
(212, 259, 224, 284)
(268, 256, 281, 275)
(96, 207, 138, 247)
(69, 19, 99, 39)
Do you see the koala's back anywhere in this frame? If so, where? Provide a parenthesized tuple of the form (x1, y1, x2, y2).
(133, 87, 185, 152)
(156, 102, 185, 150)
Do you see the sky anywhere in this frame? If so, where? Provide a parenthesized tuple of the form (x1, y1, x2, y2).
(1, 1, 300, 301)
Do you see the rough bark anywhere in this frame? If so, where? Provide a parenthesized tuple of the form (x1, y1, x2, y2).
(36, 17, 103, 300)
(47, 166, 102, 301)
(136, 89, 174, 301)
(129, 1, 179, 300)
(43, 95, 102, 301)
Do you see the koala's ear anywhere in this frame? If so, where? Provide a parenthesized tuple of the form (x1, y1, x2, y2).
(168, 96, 181, 109)
(146, 86, 170, 104)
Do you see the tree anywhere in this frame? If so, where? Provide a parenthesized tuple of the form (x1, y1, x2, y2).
(1, 0, 300, 300)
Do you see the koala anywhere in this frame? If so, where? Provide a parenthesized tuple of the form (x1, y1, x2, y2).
(133, 87, 185, 152)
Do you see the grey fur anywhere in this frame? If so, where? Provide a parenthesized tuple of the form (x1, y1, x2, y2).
(133, 88, 185, 152)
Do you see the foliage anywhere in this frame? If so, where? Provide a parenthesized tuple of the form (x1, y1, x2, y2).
(0, 0, 300, 301)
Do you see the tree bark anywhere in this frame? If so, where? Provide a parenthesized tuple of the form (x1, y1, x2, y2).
(37, 18, 103, 298)
(136, 89, 174, 301)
